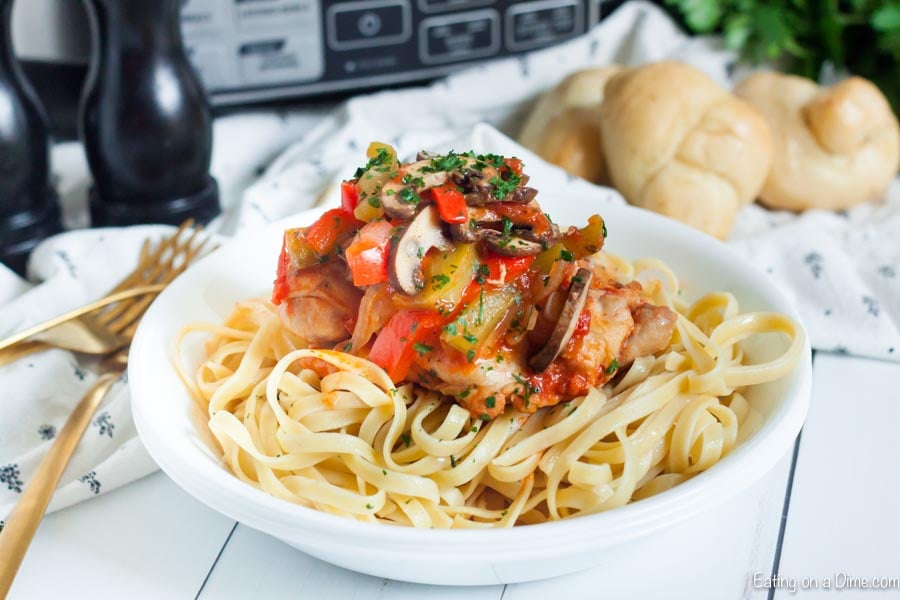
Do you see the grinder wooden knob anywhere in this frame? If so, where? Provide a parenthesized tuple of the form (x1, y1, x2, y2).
(0, 0, 61, 275)
(80, 0, 220, 226)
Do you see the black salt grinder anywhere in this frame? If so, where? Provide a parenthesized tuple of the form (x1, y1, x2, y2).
(0, 0, 61, 275)
(80, 0, 220, 227)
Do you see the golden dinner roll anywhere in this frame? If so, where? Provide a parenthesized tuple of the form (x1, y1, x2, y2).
(735, 72, 900, 211)
(599, 62, 773, 239)
(519, 66, 623, 185)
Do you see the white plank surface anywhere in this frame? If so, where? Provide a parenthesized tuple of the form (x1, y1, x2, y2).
(12, 355, 900, 599)
(198, 525, 503, 600)
(198, 452, 792, 599)
(504, 452, 792, 600)
(7, 473, 235, 600)
(774, 354, 900, 599)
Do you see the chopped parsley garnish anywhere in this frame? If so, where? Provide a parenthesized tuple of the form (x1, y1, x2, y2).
(367, 196, 381, 208)
(479, 413, 491, 421)
(450, 455, 457, 468)
(456, 387, 471, 399)
(605, 358, 619, 375)
(425, 151, 467, 173)
(602, 222, 608, 238)
(354, 148, 392, 178)
(443, 323, 458, 335)
(466, 349, 476, 363)
(560, 249, 575, 262)
(414, 342, 433, 357)
(501, 216, 514, 238)
(401, 173, 425, 187)
(471, 425, 478, 433)
(431, 273, 451, 290)
(513, 373, 540, 407)
(399, 187, 422, 205)
(474, 263, 490, 284)
(342, 342, 352, 352)
(489, 172, 522, 200)
(400, 433, 412, 448)
(382, 469, 387, 476)
(475, 153, 505, 167)
(485, 396, 496, 409)
(476, 289, 484, 325)
(366, 503, 374, 510)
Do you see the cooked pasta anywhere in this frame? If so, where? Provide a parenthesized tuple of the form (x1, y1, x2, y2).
(175, 256, 804, 528)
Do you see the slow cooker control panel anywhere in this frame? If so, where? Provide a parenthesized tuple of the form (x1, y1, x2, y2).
(181, 0, 618, 104)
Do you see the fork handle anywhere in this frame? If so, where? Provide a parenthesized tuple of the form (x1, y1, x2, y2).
(0, 284, 164, 354)
(0, 340, 51, 368)
(0, 368, 123, 597)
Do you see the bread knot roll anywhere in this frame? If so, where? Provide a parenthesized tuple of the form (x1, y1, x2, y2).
(519, 66, 623, 185)
(599, 62, 773, 239)
(735, 72, 900, 211)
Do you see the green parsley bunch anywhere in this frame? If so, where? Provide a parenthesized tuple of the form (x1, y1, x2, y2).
(662, 0, 900, 114)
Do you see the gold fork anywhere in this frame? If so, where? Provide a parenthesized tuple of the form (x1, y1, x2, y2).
(0, 220, 212, 367)
(0, 225, 213, 596)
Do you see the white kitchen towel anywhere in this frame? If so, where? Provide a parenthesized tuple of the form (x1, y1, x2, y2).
(1, 0, 897, 520)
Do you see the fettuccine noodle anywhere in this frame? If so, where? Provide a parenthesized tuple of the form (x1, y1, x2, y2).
(175, 257, 803, 528)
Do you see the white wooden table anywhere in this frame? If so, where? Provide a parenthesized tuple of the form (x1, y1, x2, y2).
(7, 353, 900, 599)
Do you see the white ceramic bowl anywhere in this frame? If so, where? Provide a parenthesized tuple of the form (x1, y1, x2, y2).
(130, 200, 812, 586)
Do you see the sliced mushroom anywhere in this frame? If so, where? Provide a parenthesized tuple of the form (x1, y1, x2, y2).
(516, 221, 561, 245)
(448, 222, 480, 243)
(481, 230, 544, 257)
(529, 268, 593, 371)
(380, 182, 421, 220)
(505, 186, 538, 204)
(403, 159, 450, 189)
(388, 205, 453, 295)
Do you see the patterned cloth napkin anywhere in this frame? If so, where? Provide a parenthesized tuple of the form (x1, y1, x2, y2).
(2, 0, 897, 521)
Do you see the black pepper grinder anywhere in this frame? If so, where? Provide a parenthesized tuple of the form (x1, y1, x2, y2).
(0, 0, 61, 275)
(80, 0, 219, 227)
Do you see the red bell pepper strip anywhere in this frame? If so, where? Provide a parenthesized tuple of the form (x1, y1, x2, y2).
(341, 181, 359, 213)
(368, 310, 446, 383)
(491, 203, 553, 238)
(430, 183, 468, 224)
(304, 208, 363, 256)
(345, 220, 393, 287)
(481, 253, 535, 286)
(504, 157, 523, 176)
(272, 234, 292, 305)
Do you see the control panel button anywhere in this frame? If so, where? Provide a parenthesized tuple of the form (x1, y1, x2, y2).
(327, 1, 412, 51)
(505, 0, 584, 51)
(237, 35, 324, 84)
(417, 0, 495, 13)
(419, 9, 499, 65)
(234, 0, 312, 28)
(181, 0, 228, 36)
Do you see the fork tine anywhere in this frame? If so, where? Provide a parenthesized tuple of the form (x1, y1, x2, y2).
(94, 221, 200, 326)
(107, 220, 194, 293)
(103, 226, 213, 338)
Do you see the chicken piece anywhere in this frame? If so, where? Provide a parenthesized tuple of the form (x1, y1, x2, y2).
(409, 345, 523, 419)
(276, 262, 363, 345)
(561, 283, 638, 378)
(619, 304, 678, 365)
(409, 278, 677, 418)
